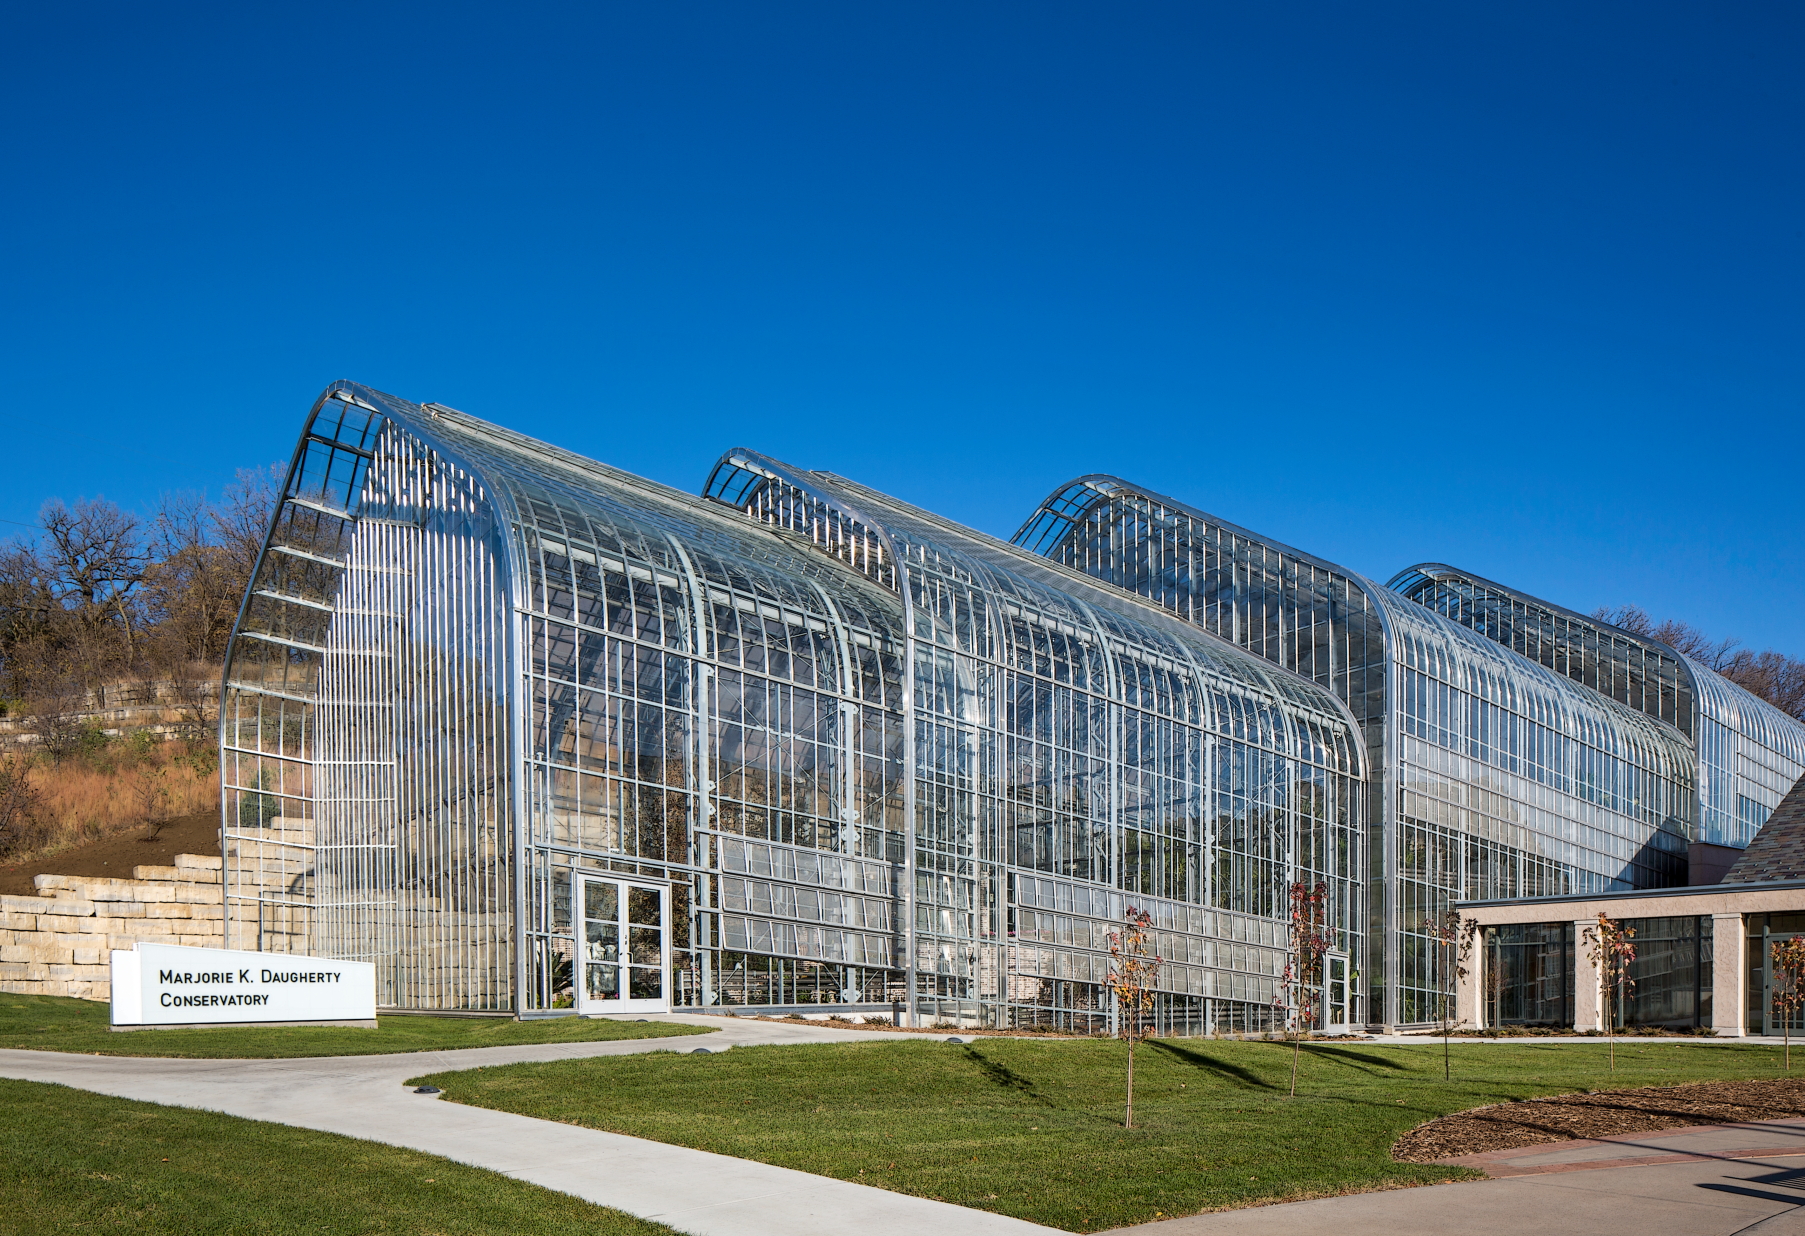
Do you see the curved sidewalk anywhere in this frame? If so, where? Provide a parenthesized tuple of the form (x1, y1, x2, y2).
(0, 1014, 1058, 1236)
(1100, 1119, 1805, 1236)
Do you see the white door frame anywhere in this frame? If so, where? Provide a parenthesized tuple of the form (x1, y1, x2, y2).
(573, 873, 671, 1016)
(1323, 952, 1351, 1030)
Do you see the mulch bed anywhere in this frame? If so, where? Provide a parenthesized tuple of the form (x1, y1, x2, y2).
(1394, 1077, 1805, 1162)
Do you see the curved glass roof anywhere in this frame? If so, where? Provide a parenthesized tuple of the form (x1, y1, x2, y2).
(1010, 472, 1698, 888)
(711, 450, 1367, 775)
(1388, 562, 1694, 734)
(1387, 560, 1805, 847)
(1013, 473, 1696, 813)
(224, 383, 1373, 1026)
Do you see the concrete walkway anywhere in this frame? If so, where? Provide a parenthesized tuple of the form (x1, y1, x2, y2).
(9, 1017, 1803, 1236)
(1098, 1153, 1805, 1236)
(0, 1014, 1058, 1236)
(1098, 1119, 1805, 1236)
(1441, 1115, 1805, 1177)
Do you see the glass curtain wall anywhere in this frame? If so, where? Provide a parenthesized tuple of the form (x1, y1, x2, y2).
(224, 384, 1365, 1028)
(1391, 564, 1805, 848)
(706, 453, 1365, 1032)
(1013, 476, 1697, 1025)
(1482, 922, 1573, 1026)
(225, 384, 913, 1014)
(1388, 565, 1692, 733)
(220, 389, 512, 1007)
(1617, 916, 1711, 1029)
(1749, 913, 1805, 1035)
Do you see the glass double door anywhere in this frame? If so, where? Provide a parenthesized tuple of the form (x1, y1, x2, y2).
(1323, 954, 1351, 1030)
(574, 875, 670, 1015)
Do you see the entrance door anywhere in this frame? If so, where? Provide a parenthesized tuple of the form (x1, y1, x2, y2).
(1323, 954, 1350, 1030)
(573, 875, 670, 1015)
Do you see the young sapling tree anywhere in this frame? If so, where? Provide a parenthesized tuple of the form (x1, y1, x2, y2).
(1582, 912, 1637, 1072)
(1107, 907, 1161, 1129)
(1276, 881, 1332, 1098)
(1771, 936, 1805, 1072)
(1426, 907, 1479, 1080)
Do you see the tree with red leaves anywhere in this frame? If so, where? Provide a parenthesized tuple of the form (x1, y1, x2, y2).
(1277, 881, 1332, 1098)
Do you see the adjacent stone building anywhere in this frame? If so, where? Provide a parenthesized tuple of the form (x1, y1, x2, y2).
(1457, 772, 1805, 1036)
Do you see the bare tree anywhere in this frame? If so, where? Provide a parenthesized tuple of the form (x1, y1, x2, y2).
(19, 677, 93, 764)
(215, 465, 283, 584)
(1107, 907, 1161, 1129)
(0, 466, 281, 741)
(1717, 651, 1805, 722)
(0, 497, 152, 708)
(146, 493, 237, 661)
(39, 498, 149, 663)
(1594, 605, 1739, 668)
(130, 762, 171, 839)
(0, 543, 61, 697)
(0, 753, 44, 857)
(1596, 605, 1805, 722)
(140, 491, 248, 741)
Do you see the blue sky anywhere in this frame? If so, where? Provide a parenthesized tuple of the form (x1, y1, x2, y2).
(4, 3, 1801, 652)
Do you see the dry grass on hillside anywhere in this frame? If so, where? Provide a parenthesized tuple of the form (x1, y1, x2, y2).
(2, 742, 219, 866)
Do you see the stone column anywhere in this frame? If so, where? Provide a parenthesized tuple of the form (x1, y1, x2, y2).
(1456, 930, 1484, 1030)
(1573, 918, 1603, 1031)
(1713, 913, 1747, 1037)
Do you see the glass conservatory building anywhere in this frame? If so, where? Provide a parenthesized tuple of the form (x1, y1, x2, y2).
(1388, 564, 1805, 853)
(219, 383, 1365, 1028)
(1013, 477, 1700, 1026)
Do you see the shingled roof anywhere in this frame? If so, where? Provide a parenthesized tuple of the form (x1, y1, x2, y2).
(1723, 772, 1805, 883)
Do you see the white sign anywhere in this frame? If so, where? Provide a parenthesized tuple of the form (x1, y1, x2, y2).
(110, 943, 377, 1026)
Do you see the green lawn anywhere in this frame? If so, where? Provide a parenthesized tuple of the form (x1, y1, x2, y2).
(0, 994, 710, 1058)
(0, 1077, 681, 1236)
(413, 1037, 1799, 1232)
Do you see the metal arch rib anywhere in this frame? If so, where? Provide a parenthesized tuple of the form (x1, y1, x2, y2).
(1385, 560, 1699, 685)
(217, 380, 528, 1007)
(1014, 472, 1366, 588)
(702, 447, 907, 591)
(698, 445, 922, 1024)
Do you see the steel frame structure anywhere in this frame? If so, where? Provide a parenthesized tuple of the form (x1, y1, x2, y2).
(1013, 476, 1700, 1027)
(220, 384, 1366, 1027)
(1390, 564, 1805, 851)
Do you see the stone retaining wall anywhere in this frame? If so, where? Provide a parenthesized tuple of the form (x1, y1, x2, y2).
(0, 855, 226, 1001)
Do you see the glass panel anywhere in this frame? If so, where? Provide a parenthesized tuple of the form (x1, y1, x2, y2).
(585, 881, 618, 923)
(627, 886, 662, 927)
(586, 963, 620, 999)
(627, 926, 662, 965)
(585, 920, 619, 962)
(629, 967, 663, 1000)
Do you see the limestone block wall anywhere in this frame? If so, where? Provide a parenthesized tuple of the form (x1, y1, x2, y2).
(0, 854, 226, 1001)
